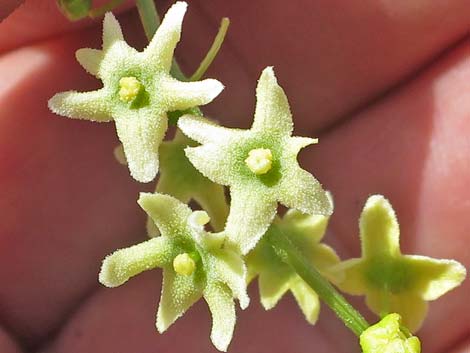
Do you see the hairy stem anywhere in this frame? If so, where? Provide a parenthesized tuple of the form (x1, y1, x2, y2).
(267, 225, 370, 336)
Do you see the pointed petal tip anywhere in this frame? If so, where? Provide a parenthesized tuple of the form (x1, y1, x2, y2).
(421, 259, 467, 301)
(212, 336, 229, 352)
(128, 163, 158, 183)
(261, 66, 275, 77)
(48, 92, 77, 117)
(205, 79, 224, 101)
(258, 66, 275, 83)
(155, 317, 169, 334)
(239, 294, 250, 310)
(138, 192, 182, 215)
(172, 1, 188, 12)
(103, 11, 119, 31)
(137, 192, 162, 207)
(102, 12, 124, 47)
(365, 194, 390, 209)
(47, 93, 63, 114)
(162, 1, 188, 26)
(260, 297, 277, 311)
(98, 256, 122, 288)
(75, 48, 103, 76)
(103, 11, 116, 22)
(123, 146, 159, 183)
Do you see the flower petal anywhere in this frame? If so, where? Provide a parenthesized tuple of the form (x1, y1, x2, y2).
(184, 143, 235, 185)
(75, 48, 103, 77)
(178, 115, 242, 144)
(156, 132, 229, 232)
(160, 77, 223, 111)
(360, 195, 400, 258)
(309, 244, 343, 282)
(251, 67, 293, 137)
(210, 249, 250, 309)
(144, 1, 187, 71)
(278, 166, 332, 216)
(258, 266, 292, 310)
(287, 136, 318, 155)
(204, 282, 236, 352)
(280, 209, 330, 247)
(156, 268, 204, 332)
(403, 255, 466, 301)
(225, 187, 278, 254)
(48, 89, 113, 122)
(290, 277, 321, 325)
(102, 12, 124, 49)
(114, 110, 167, 183)
(332, 258, 367, 295)
(365, 291, 428, 332)
(99, 237, 175, 287)
(138, 192, 192, 238)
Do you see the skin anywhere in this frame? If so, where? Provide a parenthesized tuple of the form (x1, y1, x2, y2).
(0, 1, 469, 352)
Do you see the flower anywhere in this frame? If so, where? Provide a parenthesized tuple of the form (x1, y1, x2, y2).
(48, 2, 223, 183)
(146, 129, 229, 236)
(247, 206, 342, 324)
(360, 313, 421, 353)
(99, 193, 248, 351)
(178, 67, 332, 254)
(334, 195, 466, 331)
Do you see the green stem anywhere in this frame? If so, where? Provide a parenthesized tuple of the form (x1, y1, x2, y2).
(267, 225, 369, 336)
(135, 0, 160, 40)
(190, 18, 230, 81)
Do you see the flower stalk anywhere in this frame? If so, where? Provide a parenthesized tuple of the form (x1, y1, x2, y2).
(267, 224, 370, 336)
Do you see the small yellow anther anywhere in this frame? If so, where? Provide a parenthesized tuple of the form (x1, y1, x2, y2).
(118, 76, 142, 103)
(189, 211, 210, 229)
(173, 253, 196, 276)
(245, 148, 273, 175)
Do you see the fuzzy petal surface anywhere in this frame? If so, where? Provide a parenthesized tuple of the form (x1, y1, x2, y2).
(156, 268, 204, 332)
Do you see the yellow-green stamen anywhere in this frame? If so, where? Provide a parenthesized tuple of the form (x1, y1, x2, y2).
(173, 253, 196, 276)
(119, 76, 142, 103)
(189, 210, 210, 229)
(245, 148, 273, 175)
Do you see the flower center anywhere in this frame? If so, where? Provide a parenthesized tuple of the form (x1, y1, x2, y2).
(245, 148, 273, 175)
(173, 253, 196, 276)
(118, 76, 143, 103)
